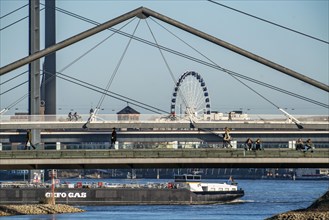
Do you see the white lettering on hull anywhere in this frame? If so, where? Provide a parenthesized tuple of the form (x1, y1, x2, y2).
(45, 192, 87, 198)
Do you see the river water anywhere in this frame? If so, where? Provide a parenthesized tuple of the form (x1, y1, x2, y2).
(1, 179, 328, 220)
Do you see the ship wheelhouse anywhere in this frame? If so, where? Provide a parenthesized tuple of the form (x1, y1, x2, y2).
(174, 174, 201, 183)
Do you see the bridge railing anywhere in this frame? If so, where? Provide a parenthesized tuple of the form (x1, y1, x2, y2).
(1, 140, 327, 151)
(0, 148, 327, 159)
(0, 114, 328, 123)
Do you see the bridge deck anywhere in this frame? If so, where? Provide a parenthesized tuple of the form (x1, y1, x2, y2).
(0, 149, 328, 169)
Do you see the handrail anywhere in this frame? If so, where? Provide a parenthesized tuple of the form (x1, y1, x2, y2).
(1, 114, 328, 123)
(0, 148, 327, 159)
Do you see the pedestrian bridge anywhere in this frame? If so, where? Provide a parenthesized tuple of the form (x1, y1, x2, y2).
(1, 114, 328, 130)
(0, 148, 328, 170)
(1, 114, 328, 147)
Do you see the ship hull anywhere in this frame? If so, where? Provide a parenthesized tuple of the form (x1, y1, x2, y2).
(0, 188, 244, 205)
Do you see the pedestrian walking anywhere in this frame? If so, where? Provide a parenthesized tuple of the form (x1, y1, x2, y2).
(25, 129, 36, 150)
(111, 127, 117, 149)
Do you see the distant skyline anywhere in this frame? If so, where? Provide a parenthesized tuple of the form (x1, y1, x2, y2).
(0, 0, 328, 116)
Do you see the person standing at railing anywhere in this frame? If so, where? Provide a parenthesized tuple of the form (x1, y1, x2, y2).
(223, 127, 232, 148)
(89, 108, 94, 122)
(24, 129, 36, 150)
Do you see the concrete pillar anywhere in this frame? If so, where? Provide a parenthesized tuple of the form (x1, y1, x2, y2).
(0, 143, 2, 151)
(29, 0, 41, 149)
(31, 129, 42, 149)
(114, 141, 118, 150)
(56, 142, 61, 150)
(43, 0, 56, 115)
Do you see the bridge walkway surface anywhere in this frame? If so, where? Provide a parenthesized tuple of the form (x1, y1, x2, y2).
(0, 148, 328, 169)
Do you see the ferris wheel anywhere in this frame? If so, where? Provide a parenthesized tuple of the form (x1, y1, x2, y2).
(170, 71, 211, 120)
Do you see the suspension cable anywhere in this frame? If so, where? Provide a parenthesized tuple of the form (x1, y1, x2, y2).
(0, 69, 56, 114)
(1, 67, 168, 115)
(0, 16, 159, 115)
(0, 16, 27, 32)
(51, 4, 327, 109)
(54, 70, 168, 114)
(0, 8, 45, 32)
(0, 3, 28, 19)
(144, 20, 176, 85)
(1, 93, 29, 114)
(0, 70, 28, 85)
(3, 3, 325, 114)
(0, 71, 49, 114)
(0, 80, 27, 96)
(207, 0, 328, 44)
(150, 17, 279, 110)
(144, 19, 190, 112)
(94, 19, 141, 115)
(2, 42, 326, 113)
(58, 18, 135, 72)
(149, 18, 329, 109)
(2, 39, 327, 112)
(42, 70, 165, 114)
(145, 19, 203, 128)
(148, 19, 324, 128)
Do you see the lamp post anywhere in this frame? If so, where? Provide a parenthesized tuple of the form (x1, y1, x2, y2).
(49, 169, 57, 205)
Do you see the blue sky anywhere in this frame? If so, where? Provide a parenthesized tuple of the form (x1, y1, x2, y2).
(0, 0, 328, 115)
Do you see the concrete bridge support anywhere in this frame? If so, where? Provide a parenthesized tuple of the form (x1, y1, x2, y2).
(29, 0, 41, 149)
(42, 0, 57, 115)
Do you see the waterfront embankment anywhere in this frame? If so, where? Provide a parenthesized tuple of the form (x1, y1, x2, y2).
(267, 190, 329, 219)
(0, 204, 84, 216)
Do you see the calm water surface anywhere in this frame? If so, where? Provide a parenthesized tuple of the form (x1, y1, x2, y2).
(2, 179, 328, 220)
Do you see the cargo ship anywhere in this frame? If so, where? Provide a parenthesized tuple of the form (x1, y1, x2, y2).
(294, 168, 329, 180)
(0, 174, 244, 205)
